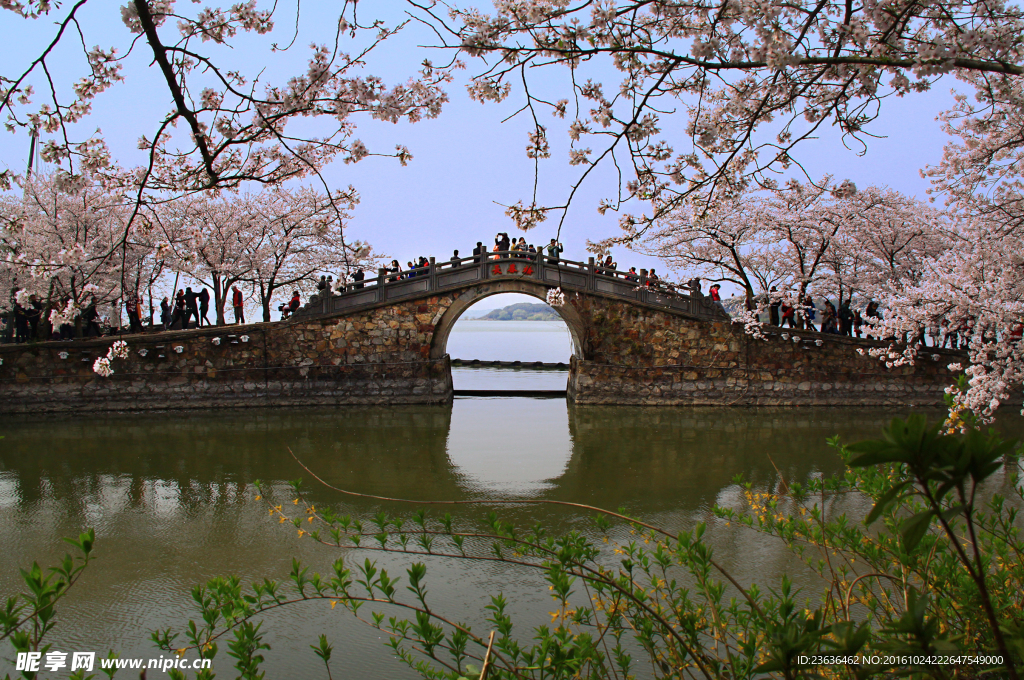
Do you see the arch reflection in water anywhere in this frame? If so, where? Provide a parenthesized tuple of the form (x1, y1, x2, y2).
(2, 403, 1015, 679)
(446, 398, 573, 493)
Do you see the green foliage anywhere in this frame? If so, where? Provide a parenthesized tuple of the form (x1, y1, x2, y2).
(1, 530, 97, 680)
(151, 415, 1021, 679)
(155, 415, 1024, 678)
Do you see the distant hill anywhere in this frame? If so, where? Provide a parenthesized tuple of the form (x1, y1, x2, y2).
(478, 302, 560, 321)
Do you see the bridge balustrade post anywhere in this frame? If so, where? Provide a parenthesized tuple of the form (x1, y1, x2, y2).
(536, 249, 545, 282)
(481, 247, 489, 280)
(378, 267, 386, 303)
(639, 269, 648, 302)
(588, 257, 595, 292)
(429, 257, 436, 292)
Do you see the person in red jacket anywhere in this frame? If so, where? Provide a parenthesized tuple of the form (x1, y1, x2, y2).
(232, 286, 245, 325)
(281, 290, 301, 319)
(709, 283, 729, 316)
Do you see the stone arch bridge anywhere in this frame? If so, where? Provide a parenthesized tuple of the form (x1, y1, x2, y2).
(0, 251, 962, 412)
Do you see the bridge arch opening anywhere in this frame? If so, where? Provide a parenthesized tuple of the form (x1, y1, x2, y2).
(431, 285, 584, 391)
(430, 282, 587, 362)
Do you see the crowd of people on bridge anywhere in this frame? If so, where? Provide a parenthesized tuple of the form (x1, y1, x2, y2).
(11, 230, 1007, 349)
(0, 234, 689, 343)
(3, 283, 265, 343)
(368, 235, 690, 296)
(755, 290, 1020, 349)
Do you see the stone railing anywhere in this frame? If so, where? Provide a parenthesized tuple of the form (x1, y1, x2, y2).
(294, 250, 728, 321)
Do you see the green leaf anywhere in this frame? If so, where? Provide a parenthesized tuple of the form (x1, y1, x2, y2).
(865, 481, 912, 526)
(900, 510, 935, 552)
(847, 439, 908, 467)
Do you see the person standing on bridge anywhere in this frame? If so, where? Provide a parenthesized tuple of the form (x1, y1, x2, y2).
(183, 287, 200, 329)
(472, 242, 484, 263)
(451, 250, 461, 267)
(160, 296, 172, 330)
(515, 237, 528, 258)
(546, 238, 563, 263)
(353, 270, 365, 289)
(803, 295, 817, 331)
(838, 300, 854, 336)
(232, 286, 245, 325)
(709, 284, 728, 315)
(198, 287, 211, 327)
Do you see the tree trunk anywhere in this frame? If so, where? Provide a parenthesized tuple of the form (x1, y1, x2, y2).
(36, 277, 56, 341)
(260, 282, 272, 322)
(213, 274, 225, 326)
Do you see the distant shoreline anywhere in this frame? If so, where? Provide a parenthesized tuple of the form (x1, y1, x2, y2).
(473, 302, 560, 321)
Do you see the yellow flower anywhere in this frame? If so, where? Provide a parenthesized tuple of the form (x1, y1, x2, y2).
(308, 516, 314, 523)
(279, 516, 287, 524)
(254, 495, 261, 501)
(176, 648, 187, 658)
(331, 600, 338, 609)
(307, 505, 316, 514)
(298, 529, 305, 537)
(293, 498, 299, 505)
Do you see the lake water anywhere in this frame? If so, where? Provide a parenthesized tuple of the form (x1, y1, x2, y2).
(1, 322, 1020, 679)
(447, 319, 572, 390)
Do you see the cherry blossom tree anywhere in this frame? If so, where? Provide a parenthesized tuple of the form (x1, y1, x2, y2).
(632, 195, 784, 307)
(639, 178, 940, 306)
(2, 1, 449, 192)
(238, 185, 375, 322)
(154, 193, 256, 325)
(0, 171, 141, 335)
(858, 88, 1024, 420)
(859, 211, 1023, 421)
(409, 0, 1024, 237)
(1, 0, 448, 311)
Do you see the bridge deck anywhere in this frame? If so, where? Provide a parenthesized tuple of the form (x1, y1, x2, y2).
(293, 251, 727, 321)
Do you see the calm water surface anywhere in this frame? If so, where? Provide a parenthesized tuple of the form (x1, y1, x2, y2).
(3, 401, 1019, 679)
(448, 319, 572, 390)
(2, 317, 1021, 678)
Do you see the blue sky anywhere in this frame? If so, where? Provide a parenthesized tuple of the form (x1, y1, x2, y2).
(0, 1, 961, 303)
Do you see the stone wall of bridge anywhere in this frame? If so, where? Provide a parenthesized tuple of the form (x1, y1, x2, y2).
(566, 299, 961, 407)
(0, 282, 963, 412)
(0, 295, 455, 413)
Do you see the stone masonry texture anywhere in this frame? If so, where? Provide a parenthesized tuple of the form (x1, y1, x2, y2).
(565, 298, 962, 407)
(0, 285, 964, 412)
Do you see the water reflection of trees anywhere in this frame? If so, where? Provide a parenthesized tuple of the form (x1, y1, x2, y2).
(0, 407, 456, 515)
(2, 404, 1018, 525)
(3, 403, 1022, 678)
(558, 406, 916, 512)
